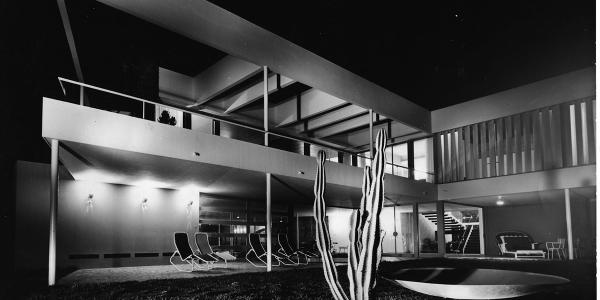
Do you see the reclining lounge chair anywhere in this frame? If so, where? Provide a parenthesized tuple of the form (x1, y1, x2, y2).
(277, 234, 309, 265)
(195, 232, 237, 268)
(496, 231, 545, 259)
(271, 237, 299, 266)
(246, 233, 282, 268)
(170, 232, 217, 272)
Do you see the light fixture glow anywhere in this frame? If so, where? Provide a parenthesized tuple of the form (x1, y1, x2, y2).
(496, 196, 504, 206)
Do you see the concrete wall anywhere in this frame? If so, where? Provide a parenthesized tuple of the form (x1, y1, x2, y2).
(432, 67, 595, 132)
(483, 202, 566, 256)
(15, 161, 200, 270)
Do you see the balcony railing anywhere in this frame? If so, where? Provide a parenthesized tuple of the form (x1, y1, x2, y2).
(57, 77, 435, 182)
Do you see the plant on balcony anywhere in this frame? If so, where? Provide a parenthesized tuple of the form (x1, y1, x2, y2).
(313, 129, 388, 300)
(157, 110, 177, 126)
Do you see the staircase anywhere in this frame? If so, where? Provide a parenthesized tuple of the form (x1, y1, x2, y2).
(421, 212, 481, 254)
(461, 225, 481, 254)
(421, 212, 463, 234)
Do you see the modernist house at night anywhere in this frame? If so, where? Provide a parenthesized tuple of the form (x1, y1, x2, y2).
(3, 0, 596, 299)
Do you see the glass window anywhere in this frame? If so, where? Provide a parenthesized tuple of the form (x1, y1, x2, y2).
(391, 143, 408, 178)
(414, 138, 434, 182)
(380, 205, 414, 254)
(418, 203, 438, 253)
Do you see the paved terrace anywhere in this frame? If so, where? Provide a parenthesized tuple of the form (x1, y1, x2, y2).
(58, 261, 323, 285)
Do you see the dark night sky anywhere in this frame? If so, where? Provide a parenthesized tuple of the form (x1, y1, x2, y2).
(1, 0, 596, 162)
(208, 0, 595, 110)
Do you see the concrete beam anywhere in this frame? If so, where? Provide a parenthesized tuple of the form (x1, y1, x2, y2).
(437, 165, 596, 200)
(225, 75, 293, 114)
(158, 55, 262, 107)
(193, 55, 261, 105)
(274, 89, 347, 127)
(96, 0, 431, 132)
(432, 67, 595, 132)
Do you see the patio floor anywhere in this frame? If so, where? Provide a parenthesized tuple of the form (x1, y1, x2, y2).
(58, 261, 323, 285)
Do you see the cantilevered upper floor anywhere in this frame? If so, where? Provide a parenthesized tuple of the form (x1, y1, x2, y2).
(42, 97, 437, 208)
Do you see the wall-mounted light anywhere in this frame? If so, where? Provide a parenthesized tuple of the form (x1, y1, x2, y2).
(188, 200, 194, 207)
(297, 170, 305, 175)
(87, 194, 94, 204)
(142, 198, 149, 210)
(496, 196, 504, 206)
(85, 193, 94, 213)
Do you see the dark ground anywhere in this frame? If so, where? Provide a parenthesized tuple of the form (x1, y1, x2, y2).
(8, 258, 597, 299)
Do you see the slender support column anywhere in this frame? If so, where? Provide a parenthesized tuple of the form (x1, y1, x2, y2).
(478, 208, 485, 255)
(263, 66, 272, 271)
(79, 86, 84, 106)
(436, 201, 446, 256)
(407, 141, 415, 180)
(245, 200, 250, 244)
(368, 110, 373, 157)
(412, 203, 419, 257)
(48, 139, 59, 286)
(296, 210, 300, 250)
(564, 188, 574, 260)
(263, 66, 269, 147)
(266, 173, 272, 271)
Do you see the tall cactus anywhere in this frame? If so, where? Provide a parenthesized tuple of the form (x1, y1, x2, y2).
(313, 129, 387, 300)
(313, 151, 348, 300)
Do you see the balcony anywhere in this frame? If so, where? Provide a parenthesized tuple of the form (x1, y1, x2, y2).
(44, 79, 437, 207)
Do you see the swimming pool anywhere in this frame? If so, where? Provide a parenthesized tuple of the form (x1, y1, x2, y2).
(385, 267, 570, 299)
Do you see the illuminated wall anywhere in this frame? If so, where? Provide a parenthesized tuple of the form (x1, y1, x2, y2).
(15, 161, 200, 270)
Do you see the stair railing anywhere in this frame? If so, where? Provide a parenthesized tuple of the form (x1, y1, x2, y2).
(462, 225, 475, 254)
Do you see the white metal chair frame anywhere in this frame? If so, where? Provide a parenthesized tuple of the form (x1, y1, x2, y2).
(546, 238, 567, 260)
(170, 232, 215, 272)
(271, 240, 299, 266)
(245, 233, 282, 268)
(277, 234, 309, 265)
(195, 232, 236, 268)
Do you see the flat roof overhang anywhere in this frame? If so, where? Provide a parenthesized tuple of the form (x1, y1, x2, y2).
(42, 98, 436, 208)
(94, 0, 431, 133)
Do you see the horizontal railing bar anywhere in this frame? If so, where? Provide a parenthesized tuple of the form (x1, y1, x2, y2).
(58, 77, 359, 154)
(57, 77, 373, 157)
(57, 77, 436, 178)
